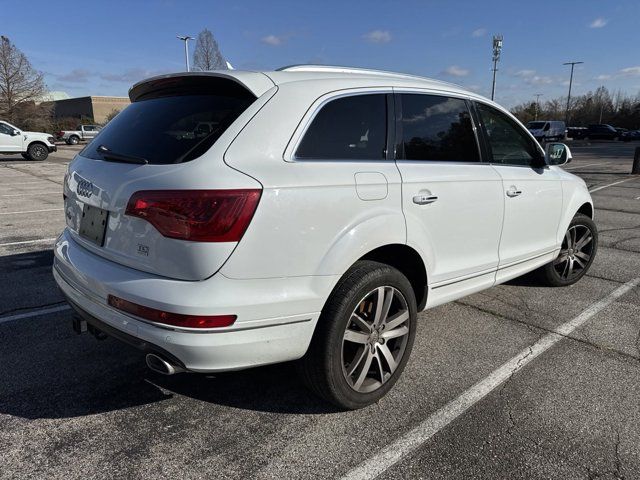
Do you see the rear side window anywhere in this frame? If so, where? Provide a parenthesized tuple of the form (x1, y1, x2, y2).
(82, 90, 255, 164)
(296, 94, 387, 160)
(475, 102, 540, 166)
(399, 94, 479, 162)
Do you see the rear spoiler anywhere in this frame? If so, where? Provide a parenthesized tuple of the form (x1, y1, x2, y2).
(129, 71, 275, 102)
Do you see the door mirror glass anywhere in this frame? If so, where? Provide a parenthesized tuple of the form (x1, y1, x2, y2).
(546, 143, 572, 166)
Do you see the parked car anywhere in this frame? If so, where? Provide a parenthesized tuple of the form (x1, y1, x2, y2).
(56, 125, 101, 145)
(567, 126, 588, 139)
(526, 120, 565, 142)
(0, 120, 57, 160)
(586, 124, 618, 140)
(620, 130, 640, 142)
(615, 127, 628, 137)
(53, 67, 597, 409)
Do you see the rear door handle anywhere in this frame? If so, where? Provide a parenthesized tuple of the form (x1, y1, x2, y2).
(413, 194, 438, 205)
(506, 187, 522, 197)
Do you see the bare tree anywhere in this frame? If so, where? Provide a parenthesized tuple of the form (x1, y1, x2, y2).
(193, 29, 227, 71)
(0, 36, 48, 126)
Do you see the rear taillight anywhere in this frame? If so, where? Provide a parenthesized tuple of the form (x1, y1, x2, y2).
(108, 294, 236, 329)
(125, 189, 261, 242)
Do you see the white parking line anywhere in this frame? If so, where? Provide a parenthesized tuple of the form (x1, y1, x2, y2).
(341, 278, 640, 480)
(0, 192, 60, 197)
(0, 238, 57, 248)
(0, 208, 63, 215)
(0, 305, 71, 325)
(564, 162, 607, 170)
(589, 178, 635, 193)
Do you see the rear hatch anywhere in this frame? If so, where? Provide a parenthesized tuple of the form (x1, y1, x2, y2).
(63, 73, 275, 280)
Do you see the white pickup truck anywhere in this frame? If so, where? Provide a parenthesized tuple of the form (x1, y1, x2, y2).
(0, 120, 57, 161)
(56, 125, 101, 145)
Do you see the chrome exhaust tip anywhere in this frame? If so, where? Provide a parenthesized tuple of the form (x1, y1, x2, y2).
(145, 353, 184, 375)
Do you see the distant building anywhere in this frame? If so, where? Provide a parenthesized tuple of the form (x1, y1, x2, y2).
(49, 96, 130, 123)
(38, 91, 71, 102)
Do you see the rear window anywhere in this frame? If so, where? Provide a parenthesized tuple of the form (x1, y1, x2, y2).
(82, 92, 254, 165)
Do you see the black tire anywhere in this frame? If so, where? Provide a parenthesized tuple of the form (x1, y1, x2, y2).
(298, 260, 417, 410)
(538, 213, 598, 287)
(21, 153, 31, 160)
(67, 136, 79, 145)
(27, 143, 48, 161)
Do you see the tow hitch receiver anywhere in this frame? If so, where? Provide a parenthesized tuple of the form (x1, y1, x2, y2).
(72, 315, 107, 340)
(72, 315, 87, 334)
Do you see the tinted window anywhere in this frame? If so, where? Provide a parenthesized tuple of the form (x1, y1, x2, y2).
(81, 93, 254, 164)
(476, 103, 539, 166)
(296, 94, 387, 160)
(400, 94, 479, 162)
(0, 123, 13, 135)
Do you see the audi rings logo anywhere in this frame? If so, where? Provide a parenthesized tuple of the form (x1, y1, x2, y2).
(76, 179, 94, 198)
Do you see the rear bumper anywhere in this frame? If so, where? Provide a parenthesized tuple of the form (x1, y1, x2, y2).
(53, 229, 333, 372)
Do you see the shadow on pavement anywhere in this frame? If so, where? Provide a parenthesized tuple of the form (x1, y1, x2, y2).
(0, 248, 336, 420)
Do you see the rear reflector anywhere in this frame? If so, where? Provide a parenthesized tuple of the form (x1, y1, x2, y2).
(107, 294, 236, 329)
(125, 189, 261, 242)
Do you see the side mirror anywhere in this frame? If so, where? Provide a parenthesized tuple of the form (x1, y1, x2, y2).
(11, 129, 20, 136)
(545, 142, 572, 166)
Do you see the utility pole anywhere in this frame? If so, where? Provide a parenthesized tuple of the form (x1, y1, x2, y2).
(534, 93, 543, 120)
(177, 35, 194, 72)
(490, 35, 503, 101)
(563, 61, 583, 125)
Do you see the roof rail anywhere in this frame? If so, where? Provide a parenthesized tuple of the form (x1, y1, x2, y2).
(277, 64, 421, 79)
(276, 64, 462, 88)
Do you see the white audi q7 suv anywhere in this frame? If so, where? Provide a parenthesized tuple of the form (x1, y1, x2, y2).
(53, 66, 597, 409)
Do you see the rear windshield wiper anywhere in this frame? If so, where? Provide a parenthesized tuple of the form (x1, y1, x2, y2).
(97, 145, 148, 165)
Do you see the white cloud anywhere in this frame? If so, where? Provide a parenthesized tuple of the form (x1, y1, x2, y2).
(511, 69, 554, 85)
(442, 65, 469, 77)
(471, 28, 486, 38)
(589, 17, 608, 28)
(362, 30, 392, 44)
(594, 74, 612, 81)
(620, 66, 640, 76)
(261, 34, 285, 46)
(513, 69, 536, 78)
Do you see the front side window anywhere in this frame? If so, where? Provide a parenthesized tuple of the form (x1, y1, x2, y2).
(0, 123, 13, 135)
(400, 94, 479, 162)
(475, 103, 540, 166)
(296, 94, 387, 160)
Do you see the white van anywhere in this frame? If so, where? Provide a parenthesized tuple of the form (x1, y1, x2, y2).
(527, 120, 565, 142)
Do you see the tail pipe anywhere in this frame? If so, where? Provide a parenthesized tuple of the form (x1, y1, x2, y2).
(145, 353, 185, 375)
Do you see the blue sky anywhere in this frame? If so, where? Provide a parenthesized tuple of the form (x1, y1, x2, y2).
(2, 0, 639, 107)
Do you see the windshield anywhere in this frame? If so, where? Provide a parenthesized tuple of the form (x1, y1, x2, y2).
(527, 122, 545, 130)
(81, 93, 255, 164)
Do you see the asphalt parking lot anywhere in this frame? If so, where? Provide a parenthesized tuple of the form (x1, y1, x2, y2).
(1, 141, 640, 479)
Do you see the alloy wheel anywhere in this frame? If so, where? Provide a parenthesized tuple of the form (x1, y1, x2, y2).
(30, 145, 47, 160)
(341, 286, 410, 393)
(553, 224, 594, 280)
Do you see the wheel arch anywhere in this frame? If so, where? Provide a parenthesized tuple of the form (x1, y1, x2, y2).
(576, 202, 593, 219)
(27, 140, 48, 149)
(359, 244, 429, 311)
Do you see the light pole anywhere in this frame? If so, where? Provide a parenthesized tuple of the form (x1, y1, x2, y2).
(563, 61, 583, 125)
(177, 35, 194, 72)
(490, 35, 503, 101)
(534, 93, 543, 120)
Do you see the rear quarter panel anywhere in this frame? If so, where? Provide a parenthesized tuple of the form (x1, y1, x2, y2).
(221, 81, 406, 279)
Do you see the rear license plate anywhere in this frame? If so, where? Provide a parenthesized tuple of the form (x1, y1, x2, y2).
(79, 204, 108, 246)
